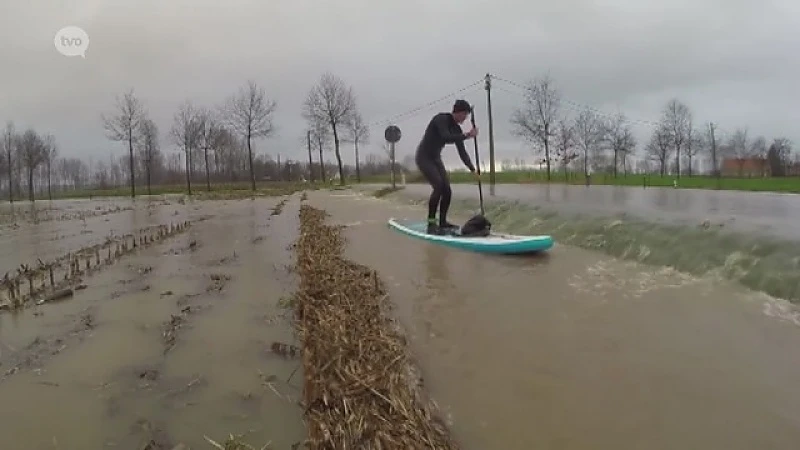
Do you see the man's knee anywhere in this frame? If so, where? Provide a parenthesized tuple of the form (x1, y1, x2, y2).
(441, 182, 452, 197)
(431, 180, 446, 195)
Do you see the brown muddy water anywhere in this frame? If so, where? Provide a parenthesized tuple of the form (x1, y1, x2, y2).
(306, 190, 800, 450)
(0, 195, 305, 449)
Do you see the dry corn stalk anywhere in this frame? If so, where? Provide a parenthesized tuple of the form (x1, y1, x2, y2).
(291, 204, 457, 449)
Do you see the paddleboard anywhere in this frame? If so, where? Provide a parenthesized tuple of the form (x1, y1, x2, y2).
(387, 218, 554, 254)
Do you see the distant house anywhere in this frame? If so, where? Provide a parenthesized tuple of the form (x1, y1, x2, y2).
(720, 157, 769, 177)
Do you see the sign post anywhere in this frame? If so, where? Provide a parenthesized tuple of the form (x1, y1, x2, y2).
(384, 125, 401, 189)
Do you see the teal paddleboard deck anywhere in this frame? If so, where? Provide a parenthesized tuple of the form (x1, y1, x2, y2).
(387, 218, 554, 254)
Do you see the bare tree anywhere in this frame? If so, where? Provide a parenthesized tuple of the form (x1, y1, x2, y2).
(510, 74, 560, 180)
(308, 116, 332, 182)
(660, 99, 692, 178)
(18, 129, 47, 201)
(646, 124, 672, 176)
(573, 108, 602, 178)
(683, 124, 703, 176)
(171, 100, 201, 194)
(343, 110, 369, 183)
(3, 121, 15, 202)
(139, 118, 160, 195)
(222, 80, 277, 191)
(704, 123, 720, 176)
(196, 107, 218, 191)
(750, 135, 768, 176)
(210, 125, 235, 179)
(553, 118, 577, 179)
(727, 128, 750, 176)
(0, 140, 5, 196)
(302, 72, 356, 185)
(601, 112, 636, 177)
(42, 133, 57, 200)
(767, 137, 793, 176)
(101, 88, 144, 197)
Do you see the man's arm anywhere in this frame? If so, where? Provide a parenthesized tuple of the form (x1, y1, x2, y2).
(455, 139, 476, 172)
(434, 114, 467, 144)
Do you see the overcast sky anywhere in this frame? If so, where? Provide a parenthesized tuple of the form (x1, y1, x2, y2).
(1, 0, 798, 170)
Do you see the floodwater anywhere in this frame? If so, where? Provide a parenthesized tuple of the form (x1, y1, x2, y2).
(0, 195, 305, 449)
(308, 190, 800, 450)
(389, 183, 800, 240)
(0, 196, 178, 275)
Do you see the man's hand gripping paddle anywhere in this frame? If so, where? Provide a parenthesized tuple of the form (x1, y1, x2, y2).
(457, 107, 493, 238)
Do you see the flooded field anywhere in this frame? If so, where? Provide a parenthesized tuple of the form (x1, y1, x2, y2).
(372, 185, 800, 303)
(389, 182, 800, 240)
(0, 194, 305, 449)
(306, 189, 800, 449)
(3, 188, 800, 449)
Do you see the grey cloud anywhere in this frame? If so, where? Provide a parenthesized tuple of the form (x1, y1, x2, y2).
(0, 0, 797, 170)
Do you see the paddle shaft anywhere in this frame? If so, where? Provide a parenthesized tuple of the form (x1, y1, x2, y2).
(470, 108, 485, 215)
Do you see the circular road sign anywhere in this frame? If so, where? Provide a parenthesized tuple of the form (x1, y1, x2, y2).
(384, 125, 401, 143)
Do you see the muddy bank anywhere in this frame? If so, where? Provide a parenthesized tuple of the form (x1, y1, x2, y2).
(0, 195, 306, 449)
(291, 202, 455, 448)
(370, 186, 800, 303)
(304, 190, 800, 450)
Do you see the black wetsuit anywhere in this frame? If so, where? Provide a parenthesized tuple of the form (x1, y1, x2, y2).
(415, 112, 476, 228)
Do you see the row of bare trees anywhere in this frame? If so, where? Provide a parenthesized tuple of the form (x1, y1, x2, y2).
(0, 126, 396, 203)
(509, 74, 795, 178)
(99, 72, 373, 197)
(0, 122, 59, 202)
(100, 80, 278, 197)
(302, 72, 370, 184)
(510, 75, 637, 180)
(643, 103, 795, 177)
(0, 74, 383, 202)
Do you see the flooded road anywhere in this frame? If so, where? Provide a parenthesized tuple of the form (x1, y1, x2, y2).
(308, 190, 800, 449)
(0, 195, 305, 449)
(384, 183, 800, 240)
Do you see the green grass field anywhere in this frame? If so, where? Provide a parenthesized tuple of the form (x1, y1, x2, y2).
(359, 170, 800, 193)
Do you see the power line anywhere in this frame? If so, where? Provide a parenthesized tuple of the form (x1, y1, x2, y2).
(367, 79, 483, 129)
(493, 74, 741, 141)
(492, 75, 663, 128)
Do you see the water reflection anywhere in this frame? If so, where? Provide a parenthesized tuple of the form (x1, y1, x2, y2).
(611, 186, 629, 206)
(654, 188, 669, 208)
(706, 191, 720, 213)
(560, 184, 570, 202)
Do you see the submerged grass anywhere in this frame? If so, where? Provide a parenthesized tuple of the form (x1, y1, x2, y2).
(290, 203, 456, 449)
(372, 186, 404, 198)
(381, 188, 800, 303)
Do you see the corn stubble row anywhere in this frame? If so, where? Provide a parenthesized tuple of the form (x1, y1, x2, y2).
(291, 204, 457, 449)
(0, 221, 191, 311)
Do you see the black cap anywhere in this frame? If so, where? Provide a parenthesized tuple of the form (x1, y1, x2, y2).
(452, 99, 472, 113)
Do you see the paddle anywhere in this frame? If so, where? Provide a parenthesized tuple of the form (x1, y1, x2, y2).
(470, 107, 485, 216)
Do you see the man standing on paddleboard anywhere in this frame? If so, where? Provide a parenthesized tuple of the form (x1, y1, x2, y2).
(415, 99, 480, 235)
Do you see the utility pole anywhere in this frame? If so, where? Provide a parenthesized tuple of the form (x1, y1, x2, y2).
(307, 130, 314, 182)
(485, 73, 496, 194)
(708, 122, 718, 178)
(277, 153, 281, 181)
(390, 142, 396, 189)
